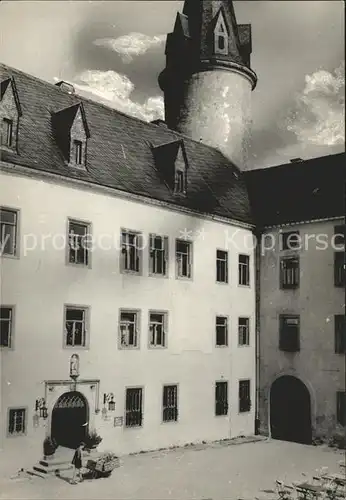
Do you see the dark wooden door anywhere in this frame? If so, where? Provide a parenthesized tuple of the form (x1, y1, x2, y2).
(270, 376, 312, 445)
(51, 391, 88, 449)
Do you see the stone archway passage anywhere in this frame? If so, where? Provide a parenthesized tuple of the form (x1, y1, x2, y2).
(51, 391, 88, 449)
(270, 375, 312, 445)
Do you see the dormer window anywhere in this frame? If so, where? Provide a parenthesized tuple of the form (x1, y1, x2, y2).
(214, 9, 229, 56)
(74, 140, 83, 165)
(51, 103, 90, 170)
(175, 170, 186, 194)
(1, 118, 13, 148)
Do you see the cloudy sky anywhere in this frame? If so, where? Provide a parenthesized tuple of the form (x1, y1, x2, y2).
(0, 0, 344, 168)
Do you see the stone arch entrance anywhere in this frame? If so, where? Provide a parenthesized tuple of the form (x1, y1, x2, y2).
(51, 391, 88, 449)
(270, 375, 312, 445)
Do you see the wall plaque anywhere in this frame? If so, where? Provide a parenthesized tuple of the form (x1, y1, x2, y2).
(113, 416, 123, 427)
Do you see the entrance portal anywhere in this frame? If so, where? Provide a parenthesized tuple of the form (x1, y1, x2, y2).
(270, 376, 312, 445)
(51, 391, 88, 449)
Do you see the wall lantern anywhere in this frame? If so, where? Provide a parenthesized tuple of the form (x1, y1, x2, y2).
(103, 393, 115, 411)
(35, 398, 48, 419)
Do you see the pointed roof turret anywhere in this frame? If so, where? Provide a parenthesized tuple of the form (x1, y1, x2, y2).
(159, 0, 257, 92)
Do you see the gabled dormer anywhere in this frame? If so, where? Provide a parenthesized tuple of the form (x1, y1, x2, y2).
(152, 139, 189, 195)
(0, 77, 22, 152)
(213, 8, 229, 56)
(51, 102, 90, 169)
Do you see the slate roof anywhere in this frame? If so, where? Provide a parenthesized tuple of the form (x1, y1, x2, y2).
(244, 153, 346, 228)
(0, 63, 252, 225)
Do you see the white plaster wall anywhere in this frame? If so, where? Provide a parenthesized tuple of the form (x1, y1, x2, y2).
(177, 70, 252, 170)
(1, 170, 256, 462)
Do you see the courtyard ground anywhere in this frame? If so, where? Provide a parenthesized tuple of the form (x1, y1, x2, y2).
(0, 438, 343, 500)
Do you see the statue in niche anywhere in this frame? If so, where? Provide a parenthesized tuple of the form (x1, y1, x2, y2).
(70, 354, 80, 379)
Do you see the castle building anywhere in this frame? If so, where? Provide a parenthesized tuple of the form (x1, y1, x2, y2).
(0, 0, 345, 470)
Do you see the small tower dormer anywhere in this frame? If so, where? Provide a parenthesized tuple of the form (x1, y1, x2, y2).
(51, 103, 90, 169)
(159, 0, 257, 170)
(0, 77, 22, 152)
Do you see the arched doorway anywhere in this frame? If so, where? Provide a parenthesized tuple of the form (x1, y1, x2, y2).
(51, 391, 88, 449)
(270, 376, 312, 445)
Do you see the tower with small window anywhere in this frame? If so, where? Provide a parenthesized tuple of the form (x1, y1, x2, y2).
(159, 0, 257, 169)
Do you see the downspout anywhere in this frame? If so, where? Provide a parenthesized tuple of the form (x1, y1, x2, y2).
(254, 228, 262, 435)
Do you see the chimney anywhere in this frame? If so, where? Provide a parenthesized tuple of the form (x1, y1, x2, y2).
(151, 119, 168, 128)
(290, 158, 303, 163)
(55, 81, 75, 95)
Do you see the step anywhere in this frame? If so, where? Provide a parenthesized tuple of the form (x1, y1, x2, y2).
(40, 457, 73, 467)
(34, 463, 74, 475)
(26, 468, 46, 479)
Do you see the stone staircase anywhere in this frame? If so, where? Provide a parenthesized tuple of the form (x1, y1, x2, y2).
(26, 446, 75, 479)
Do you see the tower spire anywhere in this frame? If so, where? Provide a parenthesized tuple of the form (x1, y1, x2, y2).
(159, 0, 257, 169)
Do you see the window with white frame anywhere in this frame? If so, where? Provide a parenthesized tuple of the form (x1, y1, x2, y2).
(216, 316, 228, 347)
(216, 249, 228, 283)
(8, 408, 26, 435)
(238, 254, 250, 286)
(0, 306, 13, 348)
(125, 387, 143, 427)
(121, 230, 142, 273)
(176, 239, 192, 278)
(174, 169, 186, 194)
(119, 310, 139, 348)
(74, 140, 83, 165)
(149, 312, 167, 347)
(68, 220, 90, 266)
(64, 307, 88, 347)
(1, 118, 13, 148)
(163, 385, 178, 422)
(149, 234, 168, 275)
(238, 317, 250, 346)
(0, 208, 18, 257)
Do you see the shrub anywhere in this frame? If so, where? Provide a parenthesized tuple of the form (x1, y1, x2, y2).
(43, 436, 57, 456)
(84, 430, 102, 449)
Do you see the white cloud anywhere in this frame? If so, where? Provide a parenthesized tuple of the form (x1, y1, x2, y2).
(93, 32, 166, 63)
(70, 69, 164, 122)
(288, 62, 345, 146)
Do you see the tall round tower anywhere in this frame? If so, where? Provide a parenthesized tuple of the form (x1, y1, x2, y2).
(159, 0, 257, 170)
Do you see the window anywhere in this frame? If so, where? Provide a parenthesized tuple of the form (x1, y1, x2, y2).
(8, 408, 26, 436)
(279, 315, 300, 352)
(281, 231, 300, 251)
(335, 315, 346, 354)
(0, 306, 13, 348)
(175, 170, 186, 194)
(238, 254, 250, 286)
(214, 10, 228, 56)
(336, 391, 346, 426)
(119, 310, 139, 348)
(216, 316, 228, 347)
(1, 118, 13, 147)
(125, 388, 143, 427)
(149, 312, 166, 348)
(216, 250, 228, 283)
(68, 220, 90, 266)
(238, 317, 250, 346)
(215, 381, 228, 416)
(149, 234, 168, 276)
(121, 230, 142, 273)
(163, 385, 178, 422)
(176, 239, 192, 278)
(239, 380, 251, 413)
(280, 257, 299, 289)
(334, 225, 345, 248)
(74, 140, 83, 165)
(334, 252, 345, 287)
(64, 307, 87, 347)
(0, 208, 18, 257)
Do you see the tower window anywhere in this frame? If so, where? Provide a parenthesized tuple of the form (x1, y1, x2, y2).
(214, 10, 228, 56)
